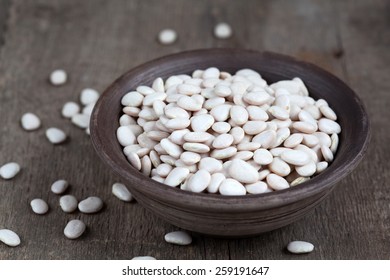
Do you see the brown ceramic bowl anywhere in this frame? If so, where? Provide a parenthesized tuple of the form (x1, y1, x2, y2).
(90, 49, 370, 237)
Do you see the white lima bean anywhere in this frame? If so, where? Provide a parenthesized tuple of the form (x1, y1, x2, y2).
(62, 102, 80, 118)
(132, 256, 156, 260)
(50, 69, 67, 86)
(0, 162, 20, 180)
(164, 231, 192, 245)
(117, 68, 341, 195)
(287, 241, 314, 254)
(60, 195, 78, 213)
(78, 196, 103, 214)
(112, 182, 133, 202)
(46, 128, 67, 144)
(0, 229, 21, 247)
(64, 220, 86, 239)
(158, 29, 177, 45)
(21, 113, 41, 131)
(214, 22, 233, 39)
(30, 198, 49, 215)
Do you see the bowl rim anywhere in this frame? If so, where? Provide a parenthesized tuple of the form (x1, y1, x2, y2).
(90, 48, 371, 213)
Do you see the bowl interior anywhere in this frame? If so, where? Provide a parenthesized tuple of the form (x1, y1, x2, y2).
(90, 49, 370, 213)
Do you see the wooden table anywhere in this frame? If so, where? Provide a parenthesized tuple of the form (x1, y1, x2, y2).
(0, 0, 389, 260)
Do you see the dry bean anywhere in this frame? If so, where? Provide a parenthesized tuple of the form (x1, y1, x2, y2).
(164, 231, 192, 245)
(230, 105, 248, 125)
(183, 131, 212, 143)
(318, 118, 341, 134)
(64, 220, 86, 239)
(284, 133, 303, 148)
(296, 161, 316, 177)
(212, 133, 234, 149)
(258, 169, 271, 181)
(132, 256, 156, 260)
(245, 181, 268, 194)
(50, 69, 67, 85)
(252, 130, 276, 149)
(237, 142, 261, 151)
(71, 113, 90, 129)
(46, 128, 67, 144)
(62, 102, 81, 118)
(320, 105, 337, 120)
(321, 145, 334, 162)
(80, 88, 99, 105)
(316, 161, 328, 174)
(78, 196, 103, 214)
(183, 142, 210, 153)
(219, 178, 246, 195)
(269, 157, 291, 177)
(229, 159, 259, 184)
(30, 199, 49, 215)
(188, 169, 211, 193)
(191, 114, 214, 132)
(290, 176, 310, 187)
(0, 162, 20, 180)
(253, 149, 273, 165)
(214, 22, 232, 39)
(116, 68, 341, 195)
(127, 152, 142, 170)
(232, 151, 254, 161)
(21, 113, 41, 131)
(281, 150, 310, 166)
(330, 133, 339, 154)
(112, 183, 133, 202)
(0, 229, 21, 247)
(302, 134, 320, 147)
(266, 174, 289, 191)
(207, 173, 225, 193)
(210, 146, 237, 159)
(287, 241, 314, 254)
(51, 179, 69, 194)
(164, 167, 190, 187)
(243, 121, 267, 135)
(60, 195, 78, 213)
(199, 157, 223, 174)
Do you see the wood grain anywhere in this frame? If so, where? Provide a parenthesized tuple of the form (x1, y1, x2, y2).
(0, 0, 389, 259)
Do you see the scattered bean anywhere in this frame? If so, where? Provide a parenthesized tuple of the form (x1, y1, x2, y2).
(62, 102, 81, 118)
(50, 69, 67, 86)
(30, 198, 49, 215)
(132, 256, 156, 260)
(287, 241, 314, 254)
(0, 162, 21, 179)
(112, 182, 133, 202)
(0, 229, 21, 247)
(78, 196, 103, 214)
(59, 195, 78, 213)
(21, 113, 41, 131)
(64, 219, 86, 239)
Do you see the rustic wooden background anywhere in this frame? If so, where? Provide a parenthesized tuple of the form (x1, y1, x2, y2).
(0, 0, 389, 260)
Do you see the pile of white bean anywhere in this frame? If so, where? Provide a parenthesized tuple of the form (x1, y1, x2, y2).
(117, 68, 341, 195)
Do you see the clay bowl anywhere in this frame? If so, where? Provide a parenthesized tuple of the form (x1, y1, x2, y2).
(90, 49, 370, 237)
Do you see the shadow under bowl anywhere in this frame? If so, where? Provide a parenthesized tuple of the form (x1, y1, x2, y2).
(90, 49, 370, 237)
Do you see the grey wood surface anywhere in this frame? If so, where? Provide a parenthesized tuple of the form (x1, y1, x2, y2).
(0, 0, 389, 260)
